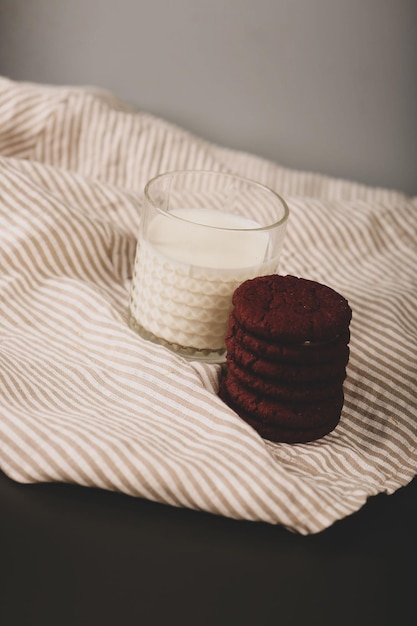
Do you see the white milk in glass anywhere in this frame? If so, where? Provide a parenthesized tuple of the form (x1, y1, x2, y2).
(129, 207, 279, 357)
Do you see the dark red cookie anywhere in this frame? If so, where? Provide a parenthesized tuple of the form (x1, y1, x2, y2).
(220, 372, 344, 431)
(219, 378, 341, 443)
(232, 274, 352, 343)
(226, 338, 349, 383)
(239, 413, 340, 444)
(226, 361, 345, 404)
(226, 312, 350, 365)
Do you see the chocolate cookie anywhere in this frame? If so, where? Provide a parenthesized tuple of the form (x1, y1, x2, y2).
(226, 361, 345, 404)
(227, 338, 349, 383)
(219, 274, 351, 443)
(220, 372, 344, 429)
(219, 378, 342, 443)
(232, 274, 352, 343)
(239, 413, 340, 444)
(226, 312, 350, 365)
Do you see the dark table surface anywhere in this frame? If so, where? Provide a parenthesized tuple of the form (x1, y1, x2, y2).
(1, 469, 415, 626)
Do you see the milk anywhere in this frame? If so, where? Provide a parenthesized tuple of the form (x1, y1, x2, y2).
(147, 208, 270, 268)
(129, 208, 279, 358)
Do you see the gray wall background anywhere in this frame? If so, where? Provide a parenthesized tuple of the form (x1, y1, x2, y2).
(0, 0, 416, 195)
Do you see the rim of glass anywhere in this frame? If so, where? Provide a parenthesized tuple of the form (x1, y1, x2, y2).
(144, 169, 290, 231)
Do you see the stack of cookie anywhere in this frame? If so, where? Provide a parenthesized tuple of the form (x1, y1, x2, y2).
(219, 274, 352, 443)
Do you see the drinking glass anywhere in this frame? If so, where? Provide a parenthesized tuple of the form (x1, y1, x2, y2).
(129, 170, 289, 362)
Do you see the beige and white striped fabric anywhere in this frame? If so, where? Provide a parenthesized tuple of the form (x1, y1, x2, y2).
(1, 76, 416, 534)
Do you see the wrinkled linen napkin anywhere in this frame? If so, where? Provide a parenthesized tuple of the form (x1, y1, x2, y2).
(0, 76, 416, 534)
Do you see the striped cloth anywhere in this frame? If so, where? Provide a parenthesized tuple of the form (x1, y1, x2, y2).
(0, 76, 416, 534)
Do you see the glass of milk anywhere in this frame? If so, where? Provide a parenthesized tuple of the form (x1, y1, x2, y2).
(128, 170, 289, 362)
